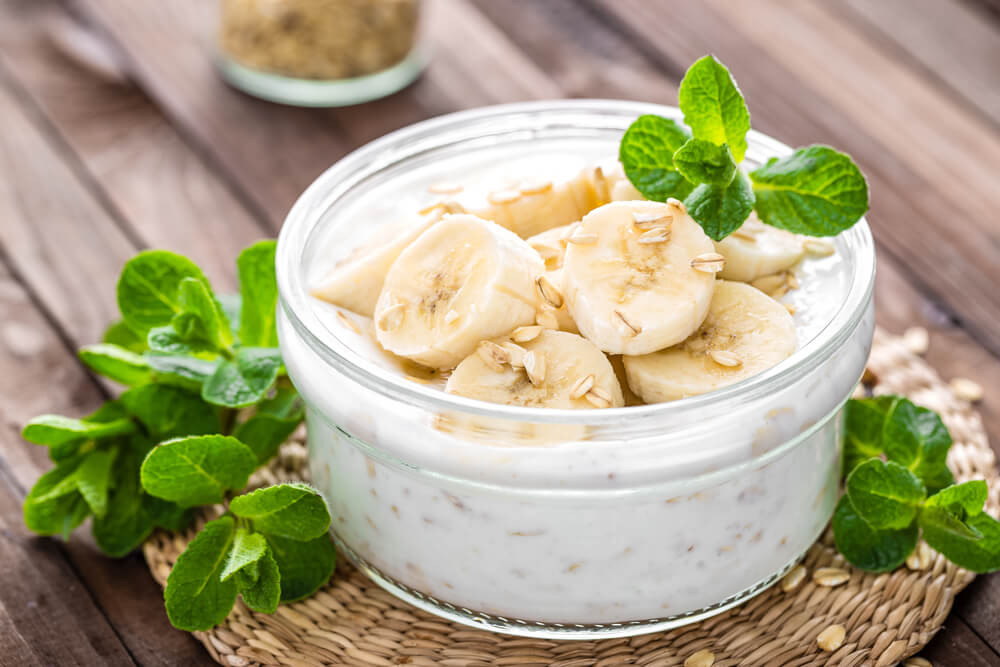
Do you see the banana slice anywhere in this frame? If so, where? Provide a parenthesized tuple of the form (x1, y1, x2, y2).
(311, 210, 441, 317)
(608, 355, 645, 406)
(526, 223, 575, 270)
(538, 268, 579, 334)
(562, 200, 717, 355)
(446, 330, 624, 409)
(623, 280, 796, 402)
(475, 166, 609, 239)
(715, 212, 805, 282)
(374, 214, 543, 370)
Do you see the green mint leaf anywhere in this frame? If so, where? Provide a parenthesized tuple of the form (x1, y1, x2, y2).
(79, 344, 152, 386)
(926, 480, 988, 517)
(23, 458, 90, 538)
(683, 170, 754, 241)
(237, 241, 279, 348)
(176, 277, 233, 351)
(843, 396, 898, 475)
(140, 435, 257, 508)
(832, 495, 918, 572)
(845, 459, 926, 530)
(120, 384, 219, 440)
(148, 326, 218, 356)
(230, 483, 331, 542)
(220, 528, 268, 581)
(919, 507, 1000, 573)
(677, 55, 750, 162)
(202, 347, 282, 408)
(265, 533, 336, 601)
(673, 138, 737, 187)
(117, 250, 211, 337)
(164, 515, 238, 631)
(619, 115, 694, 202)
(749, 145, 868, 237)
(92, 448, 155, 557)
(22, 414, 135, 447)
(145, 353, 222, 392)
(216, 293, 242, 338)
(145, 495, 193, 533)
(103, 320, 147, 353)
(881, 398, 954, 492)
(235, 547, 280, 614)
(233, 388, 304, 463)
(74, 448, 117, 518)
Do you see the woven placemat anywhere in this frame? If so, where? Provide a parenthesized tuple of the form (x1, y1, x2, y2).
(143, 328, 997, 667)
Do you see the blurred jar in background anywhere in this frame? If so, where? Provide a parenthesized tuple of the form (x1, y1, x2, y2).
(217, 0, 424, 107)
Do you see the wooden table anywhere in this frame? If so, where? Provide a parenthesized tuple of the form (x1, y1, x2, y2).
(1, 0, 998, 664)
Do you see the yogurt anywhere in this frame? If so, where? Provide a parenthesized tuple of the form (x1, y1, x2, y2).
(276, 101, 876, 637)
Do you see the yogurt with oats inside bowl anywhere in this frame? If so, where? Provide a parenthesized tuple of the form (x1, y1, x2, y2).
(276, 101, 875, 638)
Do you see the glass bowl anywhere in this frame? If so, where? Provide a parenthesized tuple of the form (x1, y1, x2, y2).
(276, 101, 876, 638)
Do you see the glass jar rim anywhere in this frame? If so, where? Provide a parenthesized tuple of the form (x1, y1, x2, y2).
(276, 100, 876, 427)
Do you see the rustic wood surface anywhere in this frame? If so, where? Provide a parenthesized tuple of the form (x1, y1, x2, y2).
(0, 0, 996, 664)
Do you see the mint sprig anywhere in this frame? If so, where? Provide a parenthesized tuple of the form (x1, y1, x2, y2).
(21, 240, 334, 632)
(619, 54, 868, 240)
(833, 396, 1000, 574)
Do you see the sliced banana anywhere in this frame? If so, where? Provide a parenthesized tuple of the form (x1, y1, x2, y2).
(715, 212, 805, 283)
(623, 281, 797, 402)
(311, 210, 441, 317)
(446, 330, 624, 409)
(610, 179, 645, 202)
(475, 166, 609, 239)
(374, 214, 543, 370)
(526, 223, 575, 270)
(537, 268, 579, 334)
(608, 354, 645, 406)
(562, 200, 717, 355)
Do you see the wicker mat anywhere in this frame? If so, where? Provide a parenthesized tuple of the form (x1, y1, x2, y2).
(143, 328, 998, 667)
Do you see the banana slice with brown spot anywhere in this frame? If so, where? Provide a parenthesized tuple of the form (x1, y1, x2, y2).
(374, 214, 544, 370)
(623, 280, 797, 402)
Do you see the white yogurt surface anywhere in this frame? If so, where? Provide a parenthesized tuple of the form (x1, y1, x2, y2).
(281, 132, 875, 628)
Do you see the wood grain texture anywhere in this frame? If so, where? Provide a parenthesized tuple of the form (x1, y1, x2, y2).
(840, 0, 1000, 128)
(590, 0, 1000, 361)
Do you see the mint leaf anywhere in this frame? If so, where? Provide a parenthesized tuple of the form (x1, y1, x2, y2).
(619, 115, 694, 202)
(145, 495, 193, 533)
(673, 138, 737, 187)
(74, 448, 117, 518)
(237, 241, 279, 348)
(919, 507, 1000, 573)
(120, 384, 219, 440)
(216, 293, 242, 337)
(845, 459, 926, 529)
(23, 458, 90, 538)
(230, 483, 331, 541)
(683, 170, 754, 241)
(220, 528, 268, 581)
(78, 344, 152, 386)
(678, 55, 750, 162)
(147, 326, 218, 356)
(117, 250, 211, 336)
(882, 398, 954, 492)
(832, 496, 918, 572)
(146, 353, 222, 392)
(103, 320, 147, 353)
(265, 534, 336, 601)
(233, 388, 304, 463)
(202, 347, 282, 408)
(750, 146, 868, 237)
(23, 414, 135, 447)
(926, 480, 988, 516)
(140, 435, 257, 507)
(92, 447, 155, 557)
(164, 515, 238, 631)
(843, 396, 898, 475)
(235, 548, 280, 614)
(176, 277, 233, 351)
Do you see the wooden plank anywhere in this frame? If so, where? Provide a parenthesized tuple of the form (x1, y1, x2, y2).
(0, 259, 218, 666)
(920, 611, 1000, 666)
(0, 0, 268, 285)
(587, 0, 1000, 359)
(839, 0, 1000, 128)
(71, 0, 558, 229)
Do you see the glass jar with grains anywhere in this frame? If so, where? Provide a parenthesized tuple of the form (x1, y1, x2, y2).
(218, 0, 424, 107)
